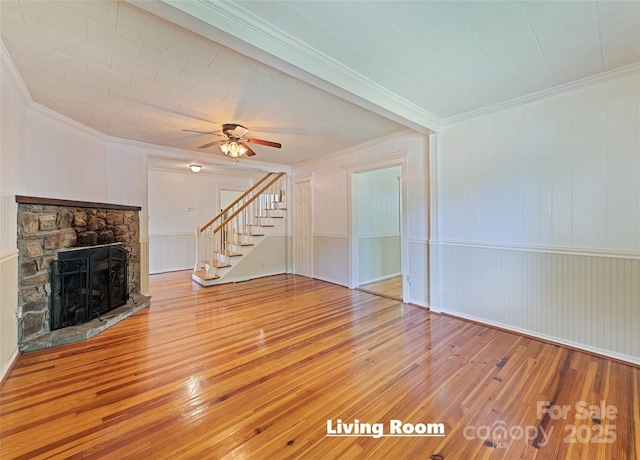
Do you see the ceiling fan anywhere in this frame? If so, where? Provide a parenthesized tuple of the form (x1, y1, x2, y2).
(183, 123, 281, 158)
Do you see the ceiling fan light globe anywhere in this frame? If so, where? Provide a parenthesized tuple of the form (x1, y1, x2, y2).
(228, 142, 239, 155)
(219, 143, 229, 154)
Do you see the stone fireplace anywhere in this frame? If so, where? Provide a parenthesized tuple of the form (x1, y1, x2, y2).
(16, 196, 150, 351)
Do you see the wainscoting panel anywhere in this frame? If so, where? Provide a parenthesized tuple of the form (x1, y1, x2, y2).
(358, 235, 400, 285)
(149, 233, 195, 274)
(139, 238, 150, 295)
(313, 235, 349, 286)
(439, 243, 639, 364)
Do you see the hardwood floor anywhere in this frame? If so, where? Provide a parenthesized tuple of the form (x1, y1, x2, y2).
(357, 275, 403, 301)
(1, 272, 638, 459)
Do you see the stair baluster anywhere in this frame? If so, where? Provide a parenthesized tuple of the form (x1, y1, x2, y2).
(193, 172, 286, 285)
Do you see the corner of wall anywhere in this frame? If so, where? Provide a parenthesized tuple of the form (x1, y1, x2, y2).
(1, 39, 33, 107)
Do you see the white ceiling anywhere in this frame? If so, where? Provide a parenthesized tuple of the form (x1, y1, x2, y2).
(2, 1, 639, 166)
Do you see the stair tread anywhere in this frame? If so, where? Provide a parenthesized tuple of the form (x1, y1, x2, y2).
(217, 250, 242, 257)
(193, 269, 220, 280)
(209, 261, 231, 269)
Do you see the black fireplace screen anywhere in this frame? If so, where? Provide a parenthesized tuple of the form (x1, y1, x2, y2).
(51, 243, 129, 330)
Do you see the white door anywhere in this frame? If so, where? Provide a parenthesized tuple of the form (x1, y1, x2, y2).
(294, 180, 312, 277)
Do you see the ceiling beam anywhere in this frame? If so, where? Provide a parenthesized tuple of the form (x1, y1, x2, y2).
(129, 0, 440, 135)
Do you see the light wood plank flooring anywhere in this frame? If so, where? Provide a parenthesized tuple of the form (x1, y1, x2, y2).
(358, 275, 403, 301)
(1, 272, 638, 459)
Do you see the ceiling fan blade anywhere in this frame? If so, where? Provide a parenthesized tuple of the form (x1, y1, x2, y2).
(198, 140, 224, 149)
(240, 142, 255, 156)
(182, 129, 218, 134)
(245, 138, 281, 148)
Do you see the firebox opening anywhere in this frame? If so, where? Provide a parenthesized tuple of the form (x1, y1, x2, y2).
(51, 243, 129, 331)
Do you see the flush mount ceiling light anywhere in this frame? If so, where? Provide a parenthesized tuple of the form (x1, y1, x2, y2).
(189, 164, 202, 173)
(218, 140, 247, 158)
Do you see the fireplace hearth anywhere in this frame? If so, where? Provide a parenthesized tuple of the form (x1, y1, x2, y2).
(51, 243, 129, 330)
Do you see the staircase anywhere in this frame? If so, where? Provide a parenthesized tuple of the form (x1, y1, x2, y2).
(192, 172, 287, 287)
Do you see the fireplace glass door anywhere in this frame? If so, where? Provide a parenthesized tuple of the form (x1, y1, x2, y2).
(51, 243, 129, 330)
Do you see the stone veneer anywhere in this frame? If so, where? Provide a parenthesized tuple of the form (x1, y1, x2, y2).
(16, 196, 142, 345)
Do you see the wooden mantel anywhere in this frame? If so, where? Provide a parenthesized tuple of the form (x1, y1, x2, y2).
(15, 195, 141, 211)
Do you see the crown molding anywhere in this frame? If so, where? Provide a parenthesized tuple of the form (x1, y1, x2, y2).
(156, 0, 441, 133)
(28, 103, 289, 174)
(1, 40, 33, 107)
(441, 62, 640, 127)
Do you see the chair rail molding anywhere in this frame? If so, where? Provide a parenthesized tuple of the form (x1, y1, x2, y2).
(434, 239, 640, 260)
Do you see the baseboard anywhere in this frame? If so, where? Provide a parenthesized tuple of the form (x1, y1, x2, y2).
(150, 264, 193, 275)
(359, 272, 401, 285)
(441, 309, 640, 367)
(407, 298, 428, 309)
(313, 274, 349, 288)
(1, 346, 20, 389)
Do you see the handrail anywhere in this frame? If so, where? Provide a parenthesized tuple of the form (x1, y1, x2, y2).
(194, 172, 286, 276)
(200, 172, 275, 233)
(213, 172, 285, 234)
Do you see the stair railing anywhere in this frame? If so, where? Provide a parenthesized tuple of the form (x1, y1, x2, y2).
(194, 172, 286, 277)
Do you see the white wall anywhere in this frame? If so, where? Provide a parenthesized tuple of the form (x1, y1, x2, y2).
(357, 167, 401, 284)
(148, 168, 233, 235)
(108, 141, 152, 294)
(108, 141, 150, 237)
(435, 70, 640, 364)
(19, 107, 110, 201)
(149, 167, 230, 273)
(147, 167, 273, 274)
(292, 131, 429, 306)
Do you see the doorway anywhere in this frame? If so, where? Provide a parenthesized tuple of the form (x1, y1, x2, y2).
(349, 163, 406, 303)
(220, 189, 242, 211)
